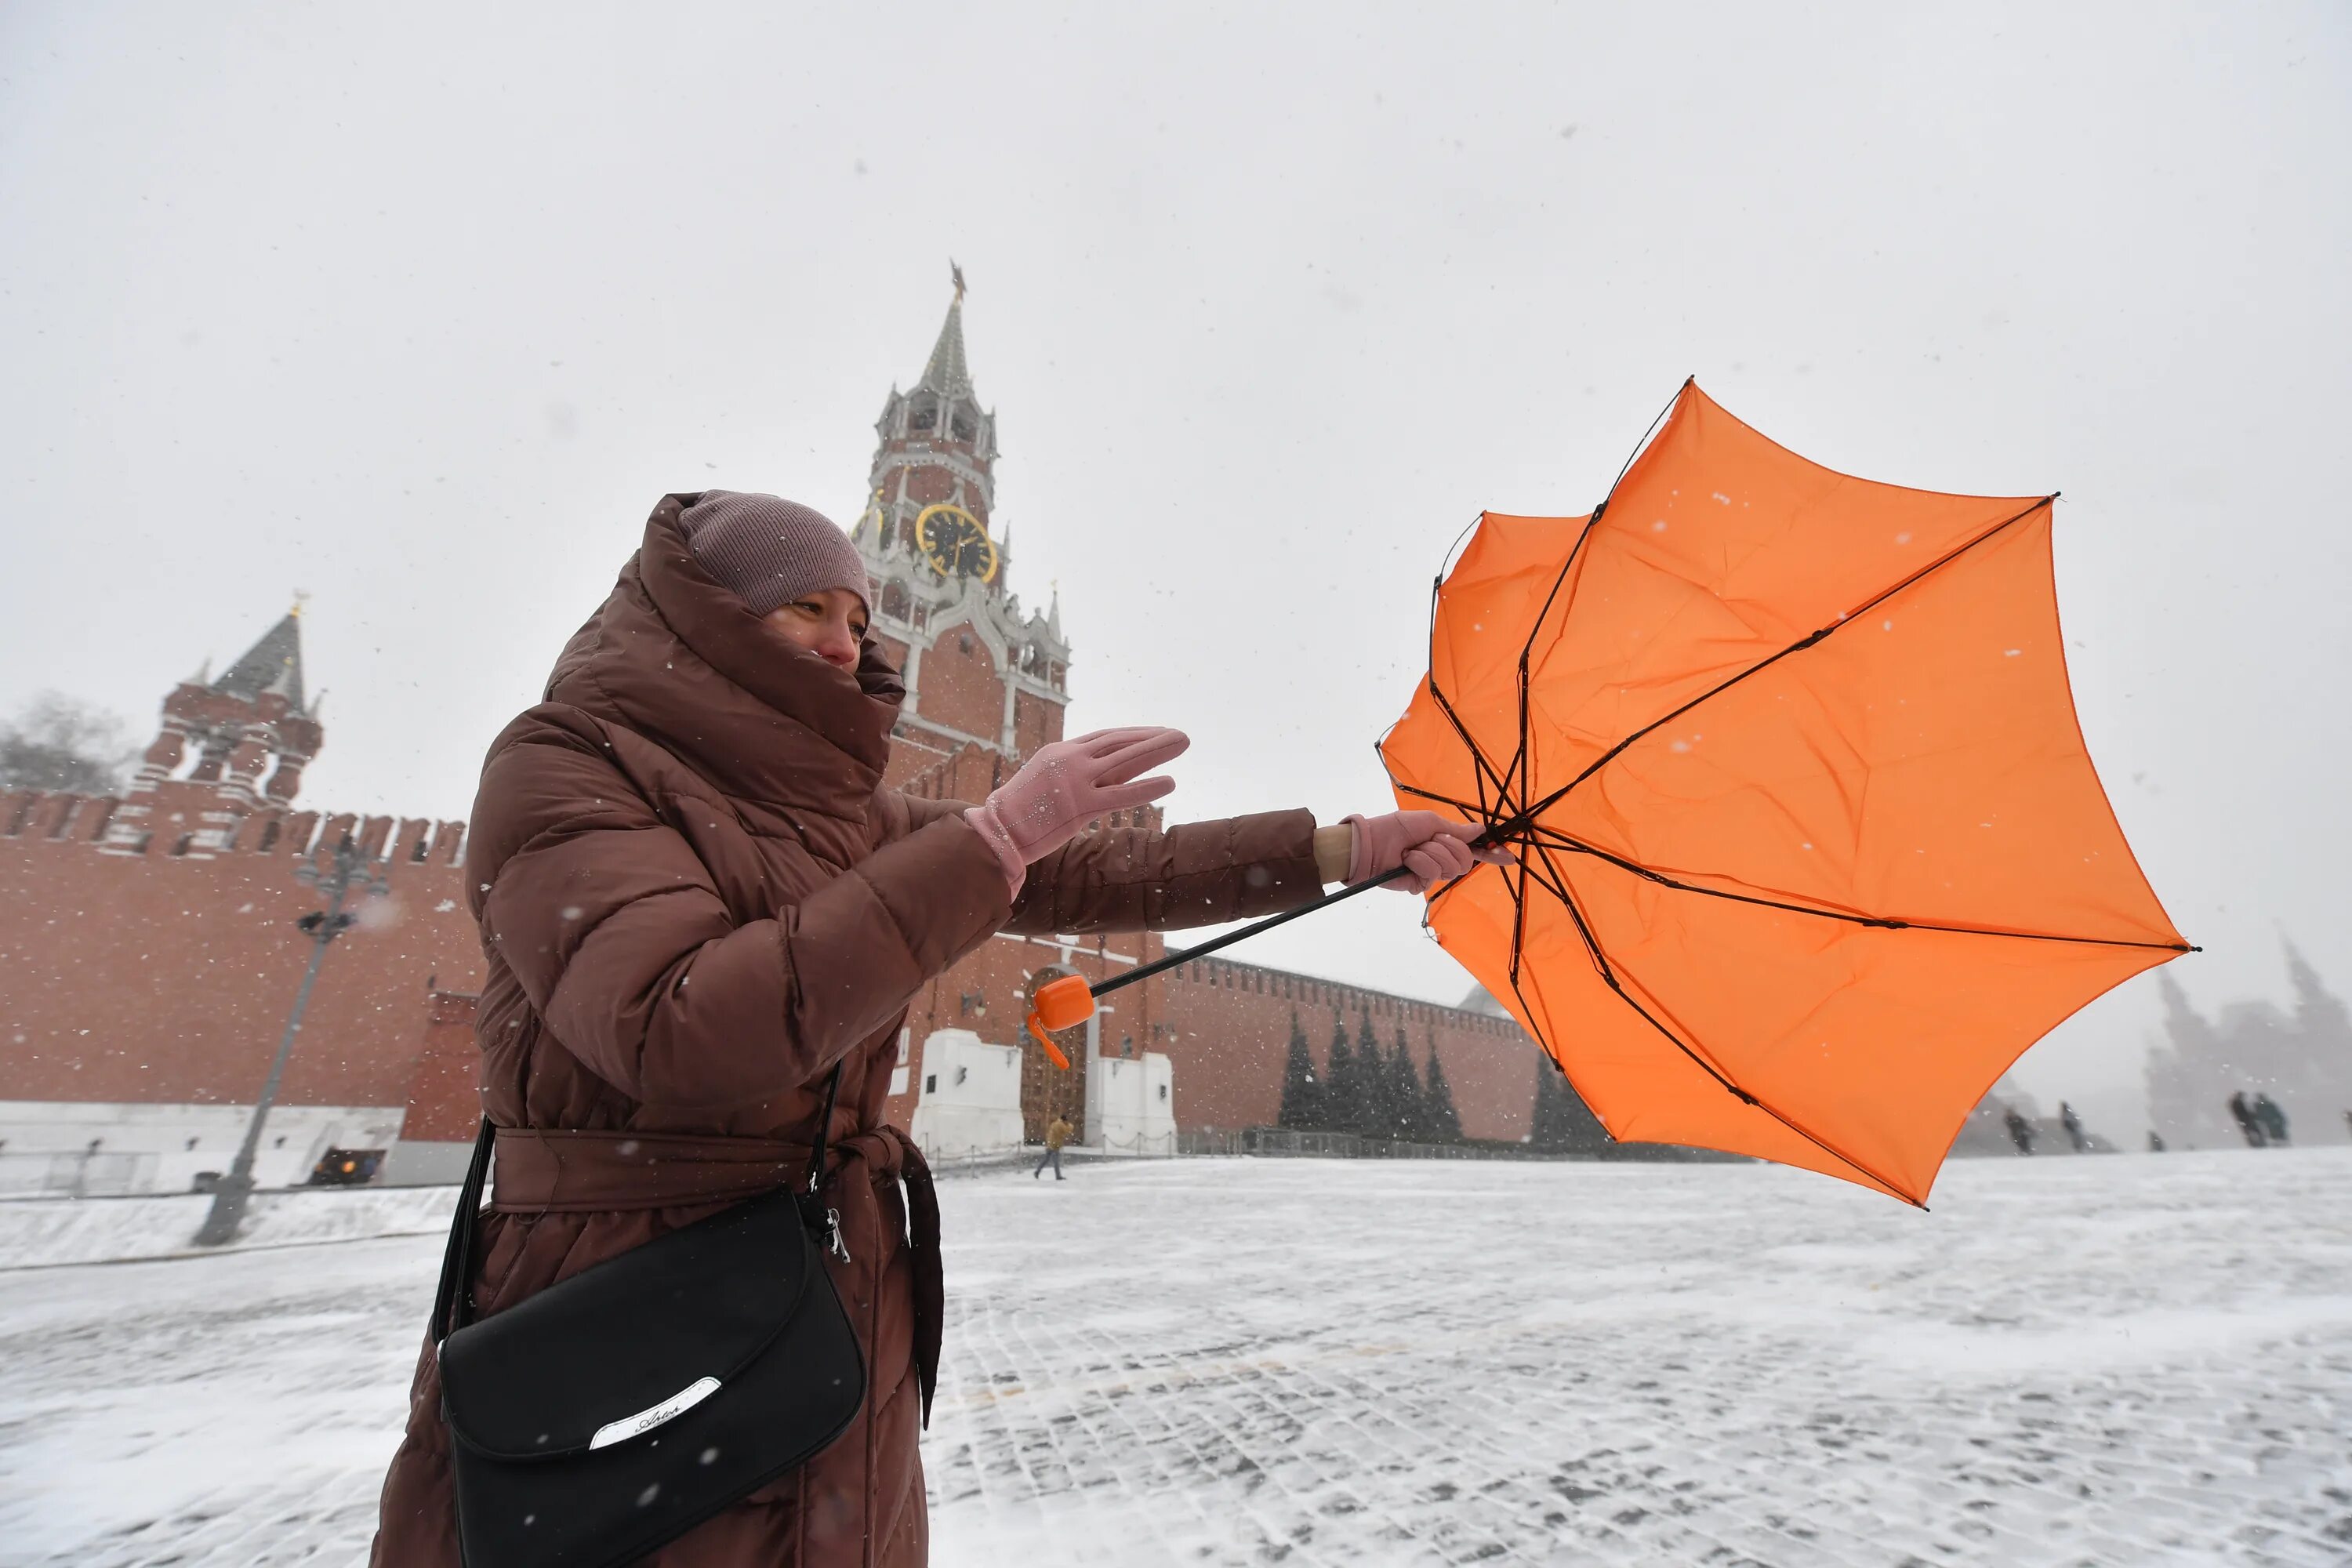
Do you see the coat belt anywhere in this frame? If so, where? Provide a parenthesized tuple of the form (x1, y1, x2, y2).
(487, 1123, 944, 1424)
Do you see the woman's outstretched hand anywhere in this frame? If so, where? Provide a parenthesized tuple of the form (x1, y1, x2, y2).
(1337, 810, 1513, 895)
(964, 727, 1190, 895)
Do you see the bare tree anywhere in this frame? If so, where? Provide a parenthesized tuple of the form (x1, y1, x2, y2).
(0, 692, 139, 794)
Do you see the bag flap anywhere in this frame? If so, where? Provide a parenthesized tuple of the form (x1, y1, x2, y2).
(439, 1187, 817, 1459)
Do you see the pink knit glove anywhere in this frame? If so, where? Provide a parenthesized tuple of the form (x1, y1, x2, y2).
(964, 727, 1190, 896)
(1341, 810, 1511, 895)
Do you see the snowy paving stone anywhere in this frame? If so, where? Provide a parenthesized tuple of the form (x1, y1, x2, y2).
(2, 1152, 2350, 1566)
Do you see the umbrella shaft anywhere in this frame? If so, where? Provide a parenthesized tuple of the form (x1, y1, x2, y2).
(1091, 862, 1414, 1000)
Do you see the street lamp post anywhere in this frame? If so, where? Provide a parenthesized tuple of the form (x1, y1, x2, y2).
(193, 833, 389, 1247)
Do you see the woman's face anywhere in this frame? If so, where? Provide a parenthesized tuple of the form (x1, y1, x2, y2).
(763, 588, 869, 670)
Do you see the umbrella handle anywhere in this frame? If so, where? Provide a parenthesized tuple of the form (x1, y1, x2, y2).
(1023, 1011, 1073, 1070)
(1022, 975, 1090, 1069)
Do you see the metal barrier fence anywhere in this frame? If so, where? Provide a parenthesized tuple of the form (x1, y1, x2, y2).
(1214, 1127, 1563, 1160)
(1097, 1130, 1178, 1157)
(922, 1127, 1740, 1167)
(1185, 1128, 1744, 1163)
(1174, 1127, 1561, 1160)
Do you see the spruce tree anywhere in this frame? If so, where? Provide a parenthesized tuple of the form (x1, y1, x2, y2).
(1530, 1051, 1565, 1147)
(1530, 1049, 1606, 1151)
(1356, 1011, 1389, 1138)
(1324, 1013, 1355, 1134)
(1276, 1011, 1321, 1129)
(1390, 1026, 1425, 1141)
(1424, 1045, 1462, 1141)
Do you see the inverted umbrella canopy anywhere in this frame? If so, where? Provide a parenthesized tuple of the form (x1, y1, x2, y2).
(1381, 381, 2189, 1205)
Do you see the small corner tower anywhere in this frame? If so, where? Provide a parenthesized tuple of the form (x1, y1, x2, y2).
(856, 267, 1073, 783)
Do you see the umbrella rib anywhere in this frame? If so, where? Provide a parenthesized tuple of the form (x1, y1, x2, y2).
(1600, 376, 1693, 509)
(1417, 529, 1516, 826)
(1501, 515, 1602, 818)
(1518, 841, 1747, 1102)
(1518, 495, 2057, 822)
(1508, 840, 1533, 989)
(1422, 680, 1512, 825)
(1843, 917, 2193, 953)
(1526, 826, 2194, 953)
(1518, 839, 1926, 1205)
(1402, 540, 1515, 827)
(1391, 387, 1685, 852)
(1396, 781, 1494, 818)
(1424, 537, 1520, 823)
(1497, 379, 1687, 810)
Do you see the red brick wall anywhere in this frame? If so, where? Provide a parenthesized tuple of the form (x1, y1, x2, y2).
(5, 777, 1535, 1152)
(913, 621, 1003, 741)
(401, 989, 487, 1142)
(890, 742, 998, 808)
(902, 466, 955, 508)
(0, 794, 481, 1112)
(1154, 956, 1540, 1141)
(1012, 689, 1061, 757)
(882, 729, 959, 789)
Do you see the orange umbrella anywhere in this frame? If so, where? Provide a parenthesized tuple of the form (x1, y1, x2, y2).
(1380, 380, 2190, 1205)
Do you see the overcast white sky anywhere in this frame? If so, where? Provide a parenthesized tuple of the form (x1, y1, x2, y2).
(4, 3, 2347, 1136)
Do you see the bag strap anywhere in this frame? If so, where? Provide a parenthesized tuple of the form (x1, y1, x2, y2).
(804, 1062, 844, 1195)
(430, 1060, 848, 1344)
(433, 1116, 497, 1345)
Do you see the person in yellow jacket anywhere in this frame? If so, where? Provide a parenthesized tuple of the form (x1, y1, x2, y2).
(1034, 1114, 1074, 1181)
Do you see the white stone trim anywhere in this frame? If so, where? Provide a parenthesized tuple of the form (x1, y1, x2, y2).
(0, 1101, 406, 1198)
(897, 714, 1002, 755)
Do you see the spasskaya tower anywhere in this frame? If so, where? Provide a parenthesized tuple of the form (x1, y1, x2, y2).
(852, 267, 1073, 786)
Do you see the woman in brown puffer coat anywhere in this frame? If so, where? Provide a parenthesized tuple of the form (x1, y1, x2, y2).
(369, 492, 1494, 1568)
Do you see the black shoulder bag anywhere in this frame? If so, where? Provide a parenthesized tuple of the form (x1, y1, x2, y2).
(430, 1066, 866, 1568)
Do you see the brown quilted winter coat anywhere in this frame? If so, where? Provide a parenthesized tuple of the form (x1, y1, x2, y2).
(369, 495, 1324, 1567)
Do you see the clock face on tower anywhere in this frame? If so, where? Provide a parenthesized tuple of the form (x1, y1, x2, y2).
(914, 503, 1000, 583)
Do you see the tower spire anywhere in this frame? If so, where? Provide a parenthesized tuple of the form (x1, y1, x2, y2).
(211, 611, 307, 713)
(919, 263, 974, 398)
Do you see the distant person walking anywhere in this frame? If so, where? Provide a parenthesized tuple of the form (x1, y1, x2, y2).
(2253, 1093, 2289, 1146)
(2147, 1130, 2166, 1153)
(2060, 1101, 2089, 1153)
(2228, 1091, 2267, 1149)
(2004, 1107, 2034, 1156)
(1034, 1113, 1074, 1181)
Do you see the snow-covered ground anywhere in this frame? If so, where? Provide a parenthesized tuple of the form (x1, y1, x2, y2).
(0, 1184, 459, 1272)
(2, 1149, 2348, 1566)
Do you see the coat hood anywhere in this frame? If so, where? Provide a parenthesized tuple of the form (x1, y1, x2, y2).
(543, 494, 906, 816)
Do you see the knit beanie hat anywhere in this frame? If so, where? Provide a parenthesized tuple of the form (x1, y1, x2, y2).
(676, 491, 870, 618)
